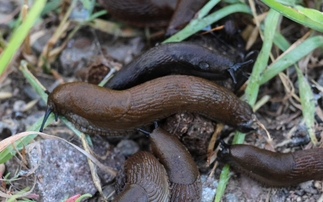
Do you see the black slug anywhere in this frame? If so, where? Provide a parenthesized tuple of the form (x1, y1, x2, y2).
(105, 42, 253, 90)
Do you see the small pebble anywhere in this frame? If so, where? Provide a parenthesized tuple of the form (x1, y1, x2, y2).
(314, 181, 322, 189)
(13, 100, 26, 112)
(225, 193, 239, 202)
(300, 181, 317, 194)
(116, 139, 139, 156)
(201, 174, 218, 202)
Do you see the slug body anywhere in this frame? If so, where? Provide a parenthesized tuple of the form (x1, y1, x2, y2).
(218, 142, 323, 187)
(149, 127, 201, 201)
(98, 0, 207, 35)
(42, 75, 256, 135)
(105, 42, 253, 90)
(114, 151, 170, 202)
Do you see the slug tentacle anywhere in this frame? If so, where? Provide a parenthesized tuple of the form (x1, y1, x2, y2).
(40, 89, 58, 132)
(39, 107, 54, 132)
(227, 59, 254, 84)
(137, 128, 150, 136)
(43, 75, 257, 135)
(217, 142, 323, 187)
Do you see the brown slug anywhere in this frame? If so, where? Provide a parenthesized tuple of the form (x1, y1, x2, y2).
(97, 0, 208, 35)
(39, 75, 257, 135)
(149, 127, 201, 201)
(105, 42, 253, 90)
(217, 141, 323, 187)
(113, 151, 170, 202)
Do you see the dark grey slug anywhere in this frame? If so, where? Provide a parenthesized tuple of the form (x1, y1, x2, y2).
(217, 141, 323, 187)
(40, 75, 257, 135)
(105, 42, 253, 90)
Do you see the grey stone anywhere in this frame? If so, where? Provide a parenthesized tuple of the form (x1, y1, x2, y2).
(116, 139, 139, 157)
(27, 139, 97, 202)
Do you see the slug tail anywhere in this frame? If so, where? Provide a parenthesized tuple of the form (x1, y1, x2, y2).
(39, 107, 53, 132)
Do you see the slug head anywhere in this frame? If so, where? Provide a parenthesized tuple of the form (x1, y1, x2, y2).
(231, 100, 258, 133)
(217, 140, 231, 162)
(193, 46, 254, 84)
(227, 59, 254, 84)
(237, 114, 258, 133)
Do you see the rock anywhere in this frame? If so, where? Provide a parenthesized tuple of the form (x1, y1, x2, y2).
(201, 174, 218, 202)
(27, 139, 98, 201)
(116, 139, 139, 157)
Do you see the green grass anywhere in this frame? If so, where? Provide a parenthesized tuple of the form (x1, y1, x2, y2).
(0, 0, 46, 76)
(262, 0, 323, 32)
(163, 3, 252, 43)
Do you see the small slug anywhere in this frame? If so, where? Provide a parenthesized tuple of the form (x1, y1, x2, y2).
(165, 0, 208, 35)
(217, 141, 323, 187)
(40, 75, 257, 135)
(98, 0, 207, 35)
(105, 42, 253, 90)
(148, 127, 201, 201)
(114, 151, 170, 202)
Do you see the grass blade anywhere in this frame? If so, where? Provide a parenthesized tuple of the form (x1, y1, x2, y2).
(262, 0, 323, 32)
(0, 0, 46, 76)
(163, 4, 251, 43)
(295, 66, 317, 144)
(260, 36, 323, 84)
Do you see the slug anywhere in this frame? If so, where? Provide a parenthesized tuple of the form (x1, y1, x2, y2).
(39, 75, 257, 135)
(113, 151, 170, 202)
(217, 141, 323, 187)
(105, 42, 253, 90)
(97, 0, 208, 35)
(148, 127, 201, 201)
